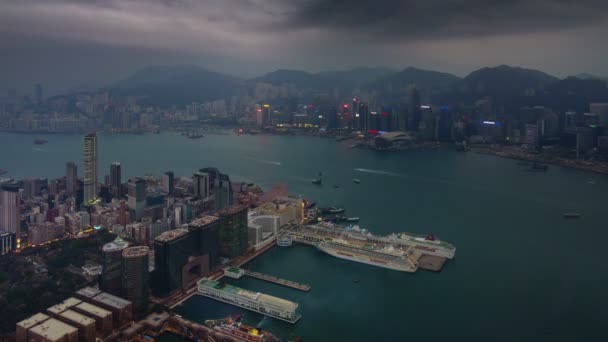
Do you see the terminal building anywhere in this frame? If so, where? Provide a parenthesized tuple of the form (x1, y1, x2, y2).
(197, 278, 301, 323)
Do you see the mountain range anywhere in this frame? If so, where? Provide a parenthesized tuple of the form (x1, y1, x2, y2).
(91, 64, 608, 111)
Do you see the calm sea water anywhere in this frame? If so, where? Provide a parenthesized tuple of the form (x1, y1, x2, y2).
(2, 131, 607, 342)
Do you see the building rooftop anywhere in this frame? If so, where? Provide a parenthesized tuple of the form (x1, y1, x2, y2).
(28, 318, 78, 342)
(259, 293, 299, 312)
(59, 310, 95, 327)
(17, 313, 50, 329)
(189, 215, 219, 227)
(47, 297, 82, 315)
(92, 292, 132, 310)
(76, 287, 101, 299)
(74, 302, 112, 318)
(154, 228, 189, 243)
(122, 246, 149, 258)
(102, 236, 129, 252)
(218, 204, 247, 216)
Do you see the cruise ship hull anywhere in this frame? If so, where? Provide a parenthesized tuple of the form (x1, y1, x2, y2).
(315, 244, 416, 272)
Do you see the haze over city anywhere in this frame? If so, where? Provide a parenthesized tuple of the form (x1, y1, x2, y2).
(2, 0, 608, 95)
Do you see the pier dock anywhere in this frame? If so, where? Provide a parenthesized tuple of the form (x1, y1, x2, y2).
(244, 270, 311, 292)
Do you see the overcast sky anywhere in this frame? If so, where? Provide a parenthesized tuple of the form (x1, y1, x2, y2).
(1, 0, 608, 96)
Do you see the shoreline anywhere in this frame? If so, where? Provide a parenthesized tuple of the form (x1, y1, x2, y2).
(477, 147, 608, 175)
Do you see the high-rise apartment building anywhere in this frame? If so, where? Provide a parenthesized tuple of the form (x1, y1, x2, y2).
(83, 133, 98, 204)
(66, 161, 78, 196)
(100, 236, 129, 297)
(121, 246, 149, 316)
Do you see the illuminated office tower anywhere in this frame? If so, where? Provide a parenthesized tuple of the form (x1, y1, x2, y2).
(83, 133, 98, 204)
(0, 184, 21, 244)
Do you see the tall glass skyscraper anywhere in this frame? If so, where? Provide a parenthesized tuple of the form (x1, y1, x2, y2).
(128, 178, 146, 221)
(110, 162, 121, 198)
(83, 133, 98, 204)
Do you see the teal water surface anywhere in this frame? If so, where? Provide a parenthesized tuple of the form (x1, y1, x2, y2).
(2, 131, 607, 342)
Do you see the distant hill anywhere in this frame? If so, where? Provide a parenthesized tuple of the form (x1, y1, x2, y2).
(110, 65, 244, 106)
(540, 77, 608, 112)
(250, 69, 323, 89)
(572, 73, 607, 81)
(316, 67, 397, 87)
(445, 65, 559, 108)
(366, 67, 461, 103)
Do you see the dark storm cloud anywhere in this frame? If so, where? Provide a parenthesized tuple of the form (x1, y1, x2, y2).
(286, 0, 608, 39)
(1, 0, 608, 95)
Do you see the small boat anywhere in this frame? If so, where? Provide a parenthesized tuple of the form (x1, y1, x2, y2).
(563, 213, 581, 219)
(319, 206, 345, 214)
(312, 172, 322, 185)
(353, 278, 360, 283)
(339, 216, 360, 222)
(347, 144, 356, 149)
(352, 178, 361, 184)
(34, 138, 48, 145)
(332, 185, 340, 189)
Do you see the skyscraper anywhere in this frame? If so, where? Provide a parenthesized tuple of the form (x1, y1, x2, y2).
(153, 229, 197, 297)
(188, 215, 221, 270)
(83, 133, 98, 204)
(0, 184, 21, 240)
(192, 171, 210, 199)
(66, 161, 78, 196)
(162, 171, 174, 195)
(199, 168, 233, 210)
(128, 178, 146, 221)
(122, 246, 150, 316)
(218, 205, 248, 259)
(101, 236, 129, 296)
(110, 162, 121, 198)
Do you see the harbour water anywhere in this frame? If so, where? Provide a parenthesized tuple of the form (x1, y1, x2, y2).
(2, 131, 608, 341)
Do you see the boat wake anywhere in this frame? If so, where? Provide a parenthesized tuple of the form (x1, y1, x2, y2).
(256, 315, 269, 328)
(353, 168, 405, 178)
(245, 156, 282, 166)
